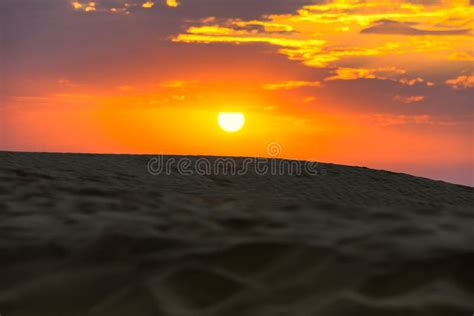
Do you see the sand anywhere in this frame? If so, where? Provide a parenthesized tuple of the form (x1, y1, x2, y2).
(0, 151, 473, 315)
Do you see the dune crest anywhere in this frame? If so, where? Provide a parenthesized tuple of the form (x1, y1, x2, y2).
(0, 152, 473, 315)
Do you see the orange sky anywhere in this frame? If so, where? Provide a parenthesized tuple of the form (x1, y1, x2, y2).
(1, 0, 473, 185)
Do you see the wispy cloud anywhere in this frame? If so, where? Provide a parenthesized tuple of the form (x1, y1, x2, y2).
(70, 0, 178, 13)
(393, 95, 425, 103)
(324, 67, 435, 86)
(399, 77, 434, 86)
(368, 113, 457, 127)
(449, 51, 474, 61)
(159, 80, 198, 89)
(361, 19, 471, 36)
(262, 81, 322, 90)
(325, 67, 406, 81)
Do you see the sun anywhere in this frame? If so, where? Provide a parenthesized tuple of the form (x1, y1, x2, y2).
(218, 112, 245, 133)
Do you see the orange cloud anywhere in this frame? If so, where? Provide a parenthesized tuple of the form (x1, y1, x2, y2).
(449, 51, 474, 61)
(71, 1, 83, 9)
(393, 95, 425, 104)
(325, 67, 406, 81)
(142, 1, 154, 8)
(399, 77, 434, 86)
(324, 67, 436, 86)
(159, 80, 198, 89)
(71, 1, 96, 12)
(368, 114, 456, 127)
(57, 79, 79, 88)
(263, 81, 322, 90)
(174, 0, 474, 70)
(71, 0, 179, 14)
(303, 96, 316, 103)
(174, 25, 326, 56)
(166, 0, 179, 8)
(445, 74, 474, 90)
(117, 85, 134, 92)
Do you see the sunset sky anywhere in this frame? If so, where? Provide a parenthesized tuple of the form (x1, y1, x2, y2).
(1, 0, 473, 185)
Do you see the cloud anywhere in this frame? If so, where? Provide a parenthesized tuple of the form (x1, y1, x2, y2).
(393, 95, 425, 103)
(142, 2, 154, 8)
(449, 51, 474, 61)
(69, 0, 179, 13)
(71, 1, 96, 12)
(325, 67, 406, 81)
(324, 68, 436, 87)
(69, 0, 313, 18)
(57, 79, 79, 88)
(174, 0, 474, 68)
(399, 77, 434, 86)
(174, 25, 326, 64)
(262, 81, 322, 90)
(159, 80, 197, 89)
(166, 0, 179, 8)
(303, 96, 316, 103)
(117, 85, 134, 92)
(368, 114, 456, 127)
(445, 74, 474, 89)
(361, 19, 471, 36)
(176, 0, 314, 20)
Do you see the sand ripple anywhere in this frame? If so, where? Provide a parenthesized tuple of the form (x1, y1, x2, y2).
(0, 152, 473, 315)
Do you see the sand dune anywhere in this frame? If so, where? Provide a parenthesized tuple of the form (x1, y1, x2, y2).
(0, 152, 473, 315)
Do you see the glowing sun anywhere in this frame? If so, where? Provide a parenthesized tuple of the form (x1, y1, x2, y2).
(218, 112, 245, 133)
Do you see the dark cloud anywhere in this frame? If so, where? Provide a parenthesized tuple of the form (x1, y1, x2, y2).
(361, 19, 471, 36)
(174, 0, 315, 20)
(320, 77, 474, 118)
